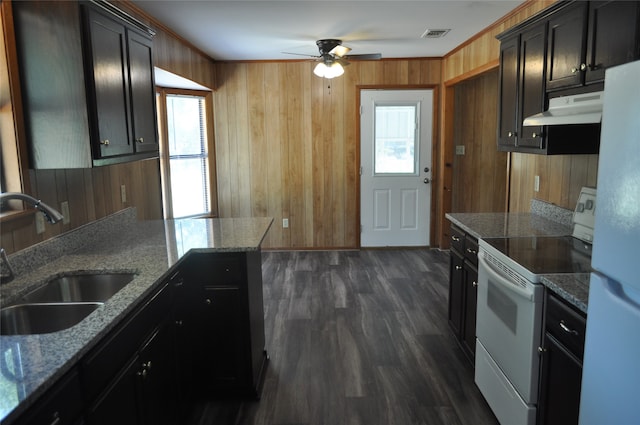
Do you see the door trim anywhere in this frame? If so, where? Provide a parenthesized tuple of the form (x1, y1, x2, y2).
(356, 84, 439, 248)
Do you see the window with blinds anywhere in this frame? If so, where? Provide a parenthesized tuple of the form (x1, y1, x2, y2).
(158, 91, 211, 218)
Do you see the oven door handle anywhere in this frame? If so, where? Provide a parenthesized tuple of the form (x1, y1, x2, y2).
(478, 251, 535, 301)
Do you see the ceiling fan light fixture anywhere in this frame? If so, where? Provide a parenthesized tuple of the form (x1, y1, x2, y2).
(313, 62, 344, 79)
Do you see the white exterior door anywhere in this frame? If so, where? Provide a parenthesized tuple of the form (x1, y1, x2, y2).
(360, 89, 433, 247)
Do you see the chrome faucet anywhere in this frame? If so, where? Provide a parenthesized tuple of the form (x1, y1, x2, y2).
(0, 192, 64, 283)
(0, 192, 64, 223)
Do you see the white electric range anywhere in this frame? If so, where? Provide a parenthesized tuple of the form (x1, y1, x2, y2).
(474, 187, 595, 425)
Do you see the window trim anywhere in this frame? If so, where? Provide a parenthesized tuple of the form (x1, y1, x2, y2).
(156, 87, 217, 219)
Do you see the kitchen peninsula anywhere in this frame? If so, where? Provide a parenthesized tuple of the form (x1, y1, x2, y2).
(0, 209, 272, 424)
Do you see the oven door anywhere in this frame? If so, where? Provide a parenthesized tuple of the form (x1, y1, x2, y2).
(475, 249, 544, 404)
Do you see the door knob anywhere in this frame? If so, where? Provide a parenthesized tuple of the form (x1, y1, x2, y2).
(424, 167, 430, 173)
(423, 178, 430, 184)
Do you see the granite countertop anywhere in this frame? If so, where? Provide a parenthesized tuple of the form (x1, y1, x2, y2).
(0, 210, 273, 424)
(445, 211, 589, 314)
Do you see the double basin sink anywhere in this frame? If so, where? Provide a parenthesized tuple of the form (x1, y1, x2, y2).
(0, 273, 135, 336)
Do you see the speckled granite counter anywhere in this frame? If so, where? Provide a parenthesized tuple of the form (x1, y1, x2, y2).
(445, 211, 589, 313)
(0, 210, 272, 424)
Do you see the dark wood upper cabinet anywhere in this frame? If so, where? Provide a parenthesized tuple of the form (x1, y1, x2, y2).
(12, 0, 159, 169)
(84, 7, 134, 159)
(127, 31, 160, 154)
(82, 4, 159, 165)
(518, 22, 547, 149)
(546, 2, 589, 91)
(496, 0, 639, 154)
(497, 35, 520, 150)
(585, 1, 640, 84)
(547, 1, 640, 91)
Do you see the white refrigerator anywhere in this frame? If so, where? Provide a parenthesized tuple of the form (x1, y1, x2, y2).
(579, 59, 640, 424)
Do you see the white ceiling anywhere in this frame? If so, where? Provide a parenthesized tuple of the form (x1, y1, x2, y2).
(131, 1, 526, 61)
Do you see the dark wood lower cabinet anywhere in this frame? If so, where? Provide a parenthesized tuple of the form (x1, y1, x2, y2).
(537, 292, 586, 425)
(538, 333, 583, 425)
(448, 224, 478, 364)
(184, 251, 268, 399)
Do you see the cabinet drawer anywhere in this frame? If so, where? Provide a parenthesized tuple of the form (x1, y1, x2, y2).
(450, 225, 465, 254)
(186, 253, 244, 285)
(545, 292, 586, 359)
(463, 236, 479, 267)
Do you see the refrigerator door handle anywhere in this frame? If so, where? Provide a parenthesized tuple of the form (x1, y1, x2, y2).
(603, 279, 640, 311)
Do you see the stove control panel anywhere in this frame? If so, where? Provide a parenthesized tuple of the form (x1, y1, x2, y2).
(572, 187, 597, 243)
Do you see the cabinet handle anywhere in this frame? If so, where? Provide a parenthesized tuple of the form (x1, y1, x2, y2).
(173, 279, 184, 287)
(451, 235, 460, 242)
(532, 132, 542, 138)
(100, 139, 110, 146)
(205, 298, 212, 305)
(508, 131, 516, 138)
(559, 320, 579, 336)
(538, 346, 547, 354)
(571, 64, 587, 73)
(48, 412, 61, 425)
(136, 137, 144, 143)
(472, 281, 478, 287)
(466, 248, 477, 255)
(175, 320, 183, 326)
(455, 265, 463, 271)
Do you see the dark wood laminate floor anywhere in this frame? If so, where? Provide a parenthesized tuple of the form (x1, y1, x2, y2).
(189, 249, 498, 425)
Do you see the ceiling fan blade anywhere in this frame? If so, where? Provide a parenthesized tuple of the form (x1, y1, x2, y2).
(282, 51, 321, 59)
(344, 53, 382, 60)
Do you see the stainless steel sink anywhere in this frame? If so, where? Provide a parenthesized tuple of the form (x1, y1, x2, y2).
(20, 273, 135, 304)
(0, 272, 135, 335)
(0, 303, 102, 335)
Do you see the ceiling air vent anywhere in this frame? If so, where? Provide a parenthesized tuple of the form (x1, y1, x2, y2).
(420, 29, 450, 39)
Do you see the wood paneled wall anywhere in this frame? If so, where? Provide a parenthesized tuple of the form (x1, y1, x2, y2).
(442, 0, 598, 226)
(1, 159, 162, 254)
(442, 0, 555, 81)
(509, 154, 599, 212)
(213, 59, 442, 249)
(451, 70, 508, 213)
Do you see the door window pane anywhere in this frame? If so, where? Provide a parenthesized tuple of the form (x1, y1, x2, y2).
(374, 105, 418, 174)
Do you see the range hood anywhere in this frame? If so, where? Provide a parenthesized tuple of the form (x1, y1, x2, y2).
(523, 91, 604, 126)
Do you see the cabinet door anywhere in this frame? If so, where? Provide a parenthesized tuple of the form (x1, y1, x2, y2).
(138, 323, 177, 425)
(19, 369, 84, 425)
(448, 250, 464, 337)
(127, 30, 159, 153)
(518, 23, 547, 149)
(86, 355, 142, 425)
(546, 2, 588, 91)
(197, 286, 248, 391)
(84, 8, 133, 158)
(497, 35, 520, 150)
(462, 262, 478, 360)
(538, 333, 582, 425)
(585, 1, 640, 84)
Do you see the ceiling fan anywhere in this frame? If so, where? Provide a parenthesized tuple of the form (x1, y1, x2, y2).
(285, 39, 382, 78)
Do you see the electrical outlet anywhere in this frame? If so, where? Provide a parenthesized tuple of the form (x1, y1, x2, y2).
(35, 212, 45, 234)
(120, 184, 127, 203)
(61, 201, 70, 225)
(282, 218, 289, 228)
(534, 175, 540, 192)
(455, 145, 465, 155)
